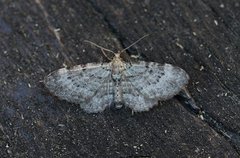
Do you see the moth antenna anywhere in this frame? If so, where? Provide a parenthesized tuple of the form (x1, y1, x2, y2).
(120, 34, 149, 53)
(100, 48, 112, 60)
(84, 40, 115, 60)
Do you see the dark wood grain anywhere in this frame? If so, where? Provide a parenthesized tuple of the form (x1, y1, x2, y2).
(0, 0, 239, 157)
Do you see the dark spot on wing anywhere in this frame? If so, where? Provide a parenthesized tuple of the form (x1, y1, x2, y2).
(145, 64, 149, 69)
(113, 78, 120, 82)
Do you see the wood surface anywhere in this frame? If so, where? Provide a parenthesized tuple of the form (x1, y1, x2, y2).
(0, 0, 239, 157)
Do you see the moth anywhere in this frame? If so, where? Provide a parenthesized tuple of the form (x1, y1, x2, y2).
(44, 35, 189, 113)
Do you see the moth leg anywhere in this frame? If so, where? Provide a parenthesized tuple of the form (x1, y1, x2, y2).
(130, 54, 141, 60)
(131, 110, 135, 115)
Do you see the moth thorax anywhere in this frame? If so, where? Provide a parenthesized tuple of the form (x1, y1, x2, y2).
(111, 62, 124, 81)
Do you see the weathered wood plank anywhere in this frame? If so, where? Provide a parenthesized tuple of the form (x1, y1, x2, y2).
(0, 0, 239, 157)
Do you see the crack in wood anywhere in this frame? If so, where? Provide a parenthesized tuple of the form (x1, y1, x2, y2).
(176, 88, 240, 155)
